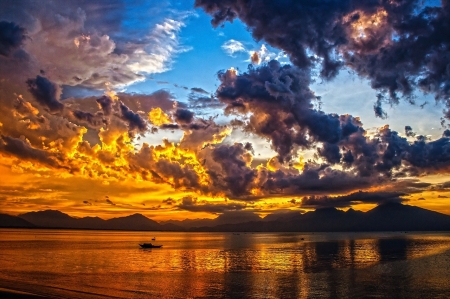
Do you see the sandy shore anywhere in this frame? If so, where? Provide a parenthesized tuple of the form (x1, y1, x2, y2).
(0, 287, 49, 298)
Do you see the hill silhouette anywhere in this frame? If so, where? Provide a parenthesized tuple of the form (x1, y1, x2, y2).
(15, 210, 182, 231)
(1, 203, 450, 232)
(0, 213, 35, 228)
(189, 203, 450, 232)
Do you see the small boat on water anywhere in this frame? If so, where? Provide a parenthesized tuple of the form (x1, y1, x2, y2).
(139, 243, 162, 249)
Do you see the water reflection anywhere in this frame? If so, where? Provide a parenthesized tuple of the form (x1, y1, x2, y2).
(378, 238, 409, 261)
(0, 230, 450, 298)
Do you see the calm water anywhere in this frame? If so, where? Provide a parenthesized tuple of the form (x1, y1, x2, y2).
(1, 230, 450, 298)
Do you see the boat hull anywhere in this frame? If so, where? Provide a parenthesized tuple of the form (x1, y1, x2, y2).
(139, 243, 162, 249)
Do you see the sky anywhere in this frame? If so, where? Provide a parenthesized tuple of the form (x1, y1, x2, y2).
(0, 0, 450, 221)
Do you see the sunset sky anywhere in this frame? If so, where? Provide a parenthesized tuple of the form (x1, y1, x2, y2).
(0, 0, 450, 221)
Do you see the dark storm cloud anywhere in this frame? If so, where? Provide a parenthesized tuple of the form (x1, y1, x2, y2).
(300, 191, 407, 208)
(406, 134, 450, 169)
(196, 0, 346, 77)
(72, 110, 105, 128)
(160, 120, 212, 131)
(405, 125, 415, 137)
(0, 135, 66, 169)
(264, 164, 375, 196)
(196, 0, 450, 117)
(26, 75, 64, 113)
(216, 61, 314, 161)
(191, 87, 209, 95)
(429, 181, 450, 191)
(200, 135, 445, 200)
(0, 21, 27, 57)
(160, 123, 180, 130)
(96, 96, 114, 116)
(318, 143, 341, 164)
(188, 94, 224, 110)
(119, 101, 147, 133)
(373, 95, 388, 119)
(177, 196, 246, 213)
(197, 140, 383, 199)
(174, 108, 194, 124)
(216, 61, 377, 163)
(443, 129, 450, 137)
(214, 62, 450, 178)
(208, 143, 257, 198)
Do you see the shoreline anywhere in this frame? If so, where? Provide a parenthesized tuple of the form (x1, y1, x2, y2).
(0, 287, 48, 298)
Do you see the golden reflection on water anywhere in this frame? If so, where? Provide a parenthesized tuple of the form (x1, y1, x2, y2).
(1, 230, 450, 298)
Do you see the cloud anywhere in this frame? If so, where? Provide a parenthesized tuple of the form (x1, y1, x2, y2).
(221, 39, 245, 56)
(177, 196, 246, 213)
(1, 0, 450, 217)
(188, 93, 224, 110)
(430, 181, 450, 191)
(405, 125, 415, 137)
(119, 101, 147, 133)
(190, 87, 209, 95)
(0, 135, 68, 170)
(206, 143, 256, 198)
(221, 39, 285, 65)
(162, 198, 176, 205)
(214, 61, 450, 178)
(0, 1, 190, 89)
(196, 0, 450, 118)
(0, 21, 27, 57)
(71, 110, 106, 129)
(174, 108, 194, 124)
(300, 191, 407, 208)
(26, 76, 64, 113)
(95, 96, 114, 116)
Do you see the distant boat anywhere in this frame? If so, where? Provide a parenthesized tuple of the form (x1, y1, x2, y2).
(151, 237, 156, 240)
(139, 243, 162, 249)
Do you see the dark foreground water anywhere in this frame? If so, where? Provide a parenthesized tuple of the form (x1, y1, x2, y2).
(1, 229, 450, 298)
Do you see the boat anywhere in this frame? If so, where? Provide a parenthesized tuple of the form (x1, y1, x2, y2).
(139, 243, 162, 249)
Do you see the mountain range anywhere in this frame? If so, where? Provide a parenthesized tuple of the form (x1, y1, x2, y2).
(1, 203, 450, 232)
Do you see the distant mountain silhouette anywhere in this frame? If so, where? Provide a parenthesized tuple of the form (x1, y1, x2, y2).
(2, 203, 450, 232)
(105, 213, 161, 230)
(160, 218, 215, 229)
(262, 210, 301, 222)
(189, 203, 450, 232)
(16, 210, 183, 231)
(0, 213, 35, 228)
(161, 211, 262, 228)
(19, 210, 78, 228)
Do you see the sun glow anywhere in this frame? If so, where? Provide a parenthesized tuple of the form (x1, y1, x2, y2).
(345, 9, 388, 40)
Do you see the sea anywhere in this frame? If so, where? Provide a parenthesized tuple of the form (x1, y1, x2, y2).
(1, 229, 450, 298)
